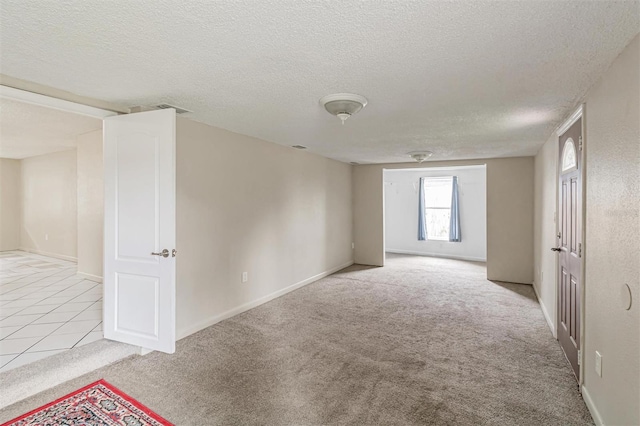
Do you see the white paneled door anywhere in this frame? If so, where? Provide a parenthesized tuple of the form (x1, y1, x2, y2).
(103, 109, 176, 354)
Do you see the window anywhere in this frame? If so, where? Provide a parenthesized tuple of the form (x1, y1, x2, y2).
(561, 139, 577, 173)
(423, 177, 454, 241)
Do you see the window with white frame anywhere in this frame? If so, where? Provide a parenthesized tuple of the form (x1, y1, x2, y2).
(423, 177, 454, 241)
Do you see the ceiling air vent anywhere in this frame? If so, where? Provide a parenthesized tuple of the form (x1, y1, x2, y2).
(155, 104, 192, 114)
(292, 145, 307, 149)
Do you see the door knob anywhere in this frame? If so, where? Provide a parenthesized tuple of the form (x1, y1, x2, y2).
(551, 247, 562, 252)
(151, 249, 170, 258)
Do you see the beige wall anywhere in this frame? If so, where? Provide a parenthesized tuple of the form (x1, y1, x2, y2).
(175, 118, 353, 337)
(533, 34, 639, 425)
(20, 150, 77, 260)
(353, 157, 534, 284)
(533, 132, 558, 334)
(77, 130, 103, 279)
(583, 34, 638, 425)
(0, 159, 21, 251)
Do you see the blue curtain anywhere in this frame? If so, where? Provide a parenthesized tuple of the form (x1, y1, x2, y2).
(449, 176, 461, 242)
(418, 177, 427, 240)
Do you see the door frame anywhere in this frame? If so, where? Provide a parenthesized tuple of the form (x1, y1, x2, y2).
(554, 103, 587, 386)
(0, 85, 119, 119)
(0, 85, 118, 280)
(0, 84, 119, 336)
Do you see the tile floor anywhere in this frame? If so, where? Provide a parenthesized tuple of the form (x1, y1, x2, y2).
(0, 251, 103, 372)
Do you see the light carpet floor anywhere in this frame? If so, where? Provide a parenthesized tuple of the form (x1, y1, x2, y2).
(0, 254, 593, 425)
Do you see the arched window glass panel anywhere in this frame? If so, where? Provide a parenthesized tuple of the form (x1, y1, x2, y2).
(562, 139, 577, 173)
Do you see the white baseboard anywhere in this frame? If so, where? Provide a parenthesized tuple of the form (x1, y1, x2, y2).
(582, 385, 604, 426)
(18, 248, 77, 263)
(532, 281, 556, 338)
(177, 260, 354, 340)
(385, 249, 486, 263)
(77, 272, 103, 283)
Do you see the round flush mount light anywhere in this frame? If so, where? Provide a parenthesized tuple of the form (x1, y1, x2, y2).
(408, 151, 433, 163)
(320, 93, 368, 125)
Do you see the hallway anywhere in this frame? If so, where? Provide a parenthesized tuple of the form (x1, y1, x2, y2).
(0, 251, 103, 372)
(1, 254, 591, 425)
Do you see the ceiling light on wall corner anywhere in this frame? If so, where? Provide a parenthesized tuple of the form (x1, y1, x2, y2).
(320, 93, 368, 125)
(408, 151, 433, 163)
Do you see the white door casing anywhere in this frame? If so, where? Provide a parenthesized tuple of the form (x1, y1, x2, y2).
(103, 109, 176, 354)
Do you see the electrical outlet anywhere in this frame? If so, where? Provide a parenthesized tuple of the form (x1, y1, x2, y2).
(241, 272, 248, 283)
(351, 242, 355, 249)
(45, 234, 49, 241)
(595, 351, 602, 377)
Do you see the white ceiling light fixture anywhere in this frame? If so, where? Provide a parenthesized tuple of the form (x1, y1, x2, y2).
(408, 151, 433, 163)
(320, 93, 368, 125)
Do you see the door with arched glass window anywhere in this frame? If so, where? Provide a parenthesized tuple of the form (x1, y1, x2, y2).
(555, 117, 582, 380)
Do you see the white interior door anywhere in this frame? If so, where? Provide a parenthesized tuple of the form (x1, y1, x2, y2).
(103, 109, 176, 354)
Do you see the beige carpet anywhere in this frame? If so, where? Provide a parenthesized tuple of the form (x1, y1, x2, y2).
(0, 254, 593, 425)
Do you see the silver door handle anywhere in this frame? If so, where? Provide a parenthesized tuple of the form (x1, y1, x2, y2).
(151, 249, 170, 258)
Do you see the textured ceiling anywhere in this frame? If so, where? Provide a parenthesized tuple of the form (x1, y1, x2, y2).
(0, 1, 638, 164)
(0, 99, 102, 159)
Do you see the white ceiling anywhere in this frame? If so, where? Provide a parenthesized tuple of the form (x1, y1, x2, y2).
(0, 1, 638, 164)
(0, 98, 102, 159)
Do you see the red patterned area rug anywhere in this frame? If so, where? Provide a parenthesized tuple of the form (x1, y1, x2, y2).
(1, 379, 173, 426)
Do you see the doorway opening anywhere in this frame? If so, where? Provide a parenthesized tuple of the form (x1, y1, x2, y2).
(0, 95, 105, 372)
(383, 165, 487, 264)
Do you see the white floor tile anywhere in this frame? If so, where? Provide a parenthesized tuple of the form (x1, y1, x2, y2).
(32, 311, 79, 324)
(0, 294, 22, 302)
(0, 349, 64, 372)
(54, 289, 87, 298)
(0, 326, 22, 339)
(76, 331, 103, 347)
(34, 296, 73, 306)
(52, 302, 93, 313)
(19, 290, 61, 299)
(2, 298, 43, 308)
(72, 309, 103, 321)
(68, 293, 101, 303)
(85, 301, 102, 311)
(0, 307, 27, 318)
(52, 320, 101, 335)
(0, 253, 107, 371)
(7, 323, 63, 339)
(26, 332, 86, 352)
(15, 305, 57, 316)
(0, 336, 41, 355)
(0, 353, 17, 367)
(0, 314, 43, 327)
(44, 284, 75, 292)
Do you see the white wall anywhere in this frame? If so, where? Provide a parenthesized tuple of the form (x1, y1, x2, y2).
(20, 150, 77, 260)
(354, 157, 534, 284)
(76, 129, 103, 279)
(384, 166, 486, 262)
(0, 159, 21, 251)
(533, 34, 639, 425)
(175, 118, 353, 338)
